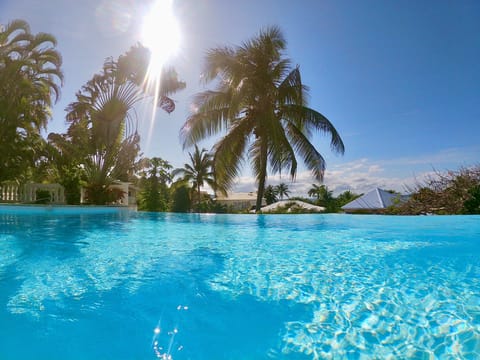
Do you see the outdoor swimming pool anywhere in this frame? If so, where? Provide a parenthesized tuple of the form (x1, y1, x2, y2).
(0, 206, 479, 359)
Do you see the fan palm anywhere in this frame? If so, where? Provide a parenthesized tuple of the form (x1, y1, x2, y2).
(173, 144, 217, 207)
(180, 26, 344, 211)
(62, 45, 184, 203)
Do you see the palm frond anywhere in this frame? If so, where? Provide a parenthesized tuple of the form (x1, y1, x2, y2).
(202, 46, 236, 83)
(159, 66, 186, 96)
(213, 119, 252, 189)
(283, 105, 345, 154)
(285, 122, 326, 181)
(277, 66, 306, 106)
(267, 122, 298, 178)
(180, 90, 237, 148)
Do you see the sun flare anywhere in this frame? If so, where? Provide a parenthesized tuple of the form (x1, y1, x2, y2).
(140, 0, 181, 147)
(141, 0, 181, 79)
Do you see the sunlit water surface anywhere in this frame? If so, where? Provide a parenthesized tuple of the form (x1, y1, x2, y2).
(0, 207, 479, 359)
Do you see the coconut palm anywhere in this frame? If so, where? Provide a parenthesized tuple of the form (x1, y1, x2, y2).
(180, 26, 344, 211)
(308, 184, 321, 200)
(172, 144, 216, 207)
(308, 184, 333, 204)
(275, 182, 290, 200)
(264, 185, 278, 205)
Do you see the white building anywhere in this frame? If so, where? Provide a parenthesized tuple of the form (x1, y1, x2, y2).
(215, 192, 265, 211)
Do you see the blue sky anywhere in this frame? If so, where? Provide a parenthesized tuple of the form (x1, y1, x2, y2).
(2, 0, 479, 195)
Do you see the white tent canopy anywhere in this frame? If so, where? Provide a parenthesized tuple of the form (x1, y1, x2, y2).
(341, 188, 407, 211)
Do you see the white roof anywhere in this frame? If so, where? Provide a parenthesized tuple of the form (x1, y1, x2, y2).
(216, 192, 258, 201)
(341, 188, 403, 210)
(260, 200, 325, 213)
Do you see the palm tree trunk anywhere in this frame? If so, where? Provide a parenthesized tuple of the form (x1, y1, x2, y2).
(256, 176, 266, 213)
(255, 143, 268, 212)
(197, 183, 201, 207)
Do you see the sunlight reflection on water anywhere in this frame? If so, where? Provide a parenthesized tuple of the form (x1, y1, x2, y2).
(1, 212, 479, 359)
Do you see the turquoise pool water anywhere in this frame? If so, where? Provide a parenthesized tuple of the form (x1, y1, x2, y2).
(0, 208, 479, 359)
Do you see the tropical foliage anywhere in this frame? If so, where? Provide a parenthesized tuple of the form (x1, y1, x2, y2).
(11, 20, 472, 216)
(170, 184, 191, 212)
(172, 144, 219, 210)
(307, 184, 361, 212)
(275, 182, 290, 200)
(180, 26, 344, 211)
(0, 19, 63, 182)
(264, 185, 278, 205)
(335, 190, 361, 208)
(263, 182, 290, 205)
(308, 184, 333, 203)
(137, 157, 172, 211)
(464, 185, 480, 214)
(47, 44, 185, 204)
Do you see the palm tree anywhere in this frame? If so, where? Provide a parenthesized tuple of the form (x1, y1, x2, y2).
(180, 26, 344, 212)
(336, 190, 360, 207)
(275, 182, 290, 200)
(138, 157, 173, 211)
(172, 145, 216, 207)
(0, 20, 62, 132)
(60, 44, 184, 203)
(0, 19, 63, 181)
(308, 184, 333, 205)
(264, 185, 278, 205)
(308, 184, 322, 200)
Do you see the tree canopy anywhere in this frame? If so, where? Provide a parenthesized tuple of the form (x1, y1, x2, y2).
(47, 44, 185, 204)
(180, 26, 344, 211)
(0, 19, 63, 182)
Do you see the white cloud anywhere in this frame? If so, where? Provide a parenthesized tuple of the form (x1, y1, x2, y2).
(231, 161, 416, 197)
(228, 146, 478, 197)
(228, 161, 428, 197)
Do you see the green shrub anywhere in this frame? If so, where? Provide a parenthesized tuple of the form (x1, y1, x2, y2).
(463, 185, 480, 214)
(35, 189, 51, 204)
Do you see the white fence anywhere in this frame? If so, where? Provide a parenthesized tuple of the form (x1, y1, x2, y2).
(0, 183, 20, 202)
(0, 183, 65, 204)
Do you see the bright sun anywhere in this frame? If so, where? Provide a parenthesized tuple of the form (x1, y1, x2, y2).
(141, 0, 181, 79)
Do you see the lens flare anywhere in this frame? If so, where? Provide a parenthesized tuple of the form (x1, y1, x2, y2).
(141, 0, 180, 80)
(140, 0, 181, 147)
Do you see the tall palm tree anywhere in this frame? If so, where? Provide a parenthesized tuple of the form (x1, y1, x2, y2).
(0, 19, 63, 181)
(180, 26, 344, 211)
(173, 145, 218, 207)
(275, 182, 290, 200)
(1, 20, 62, 130)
